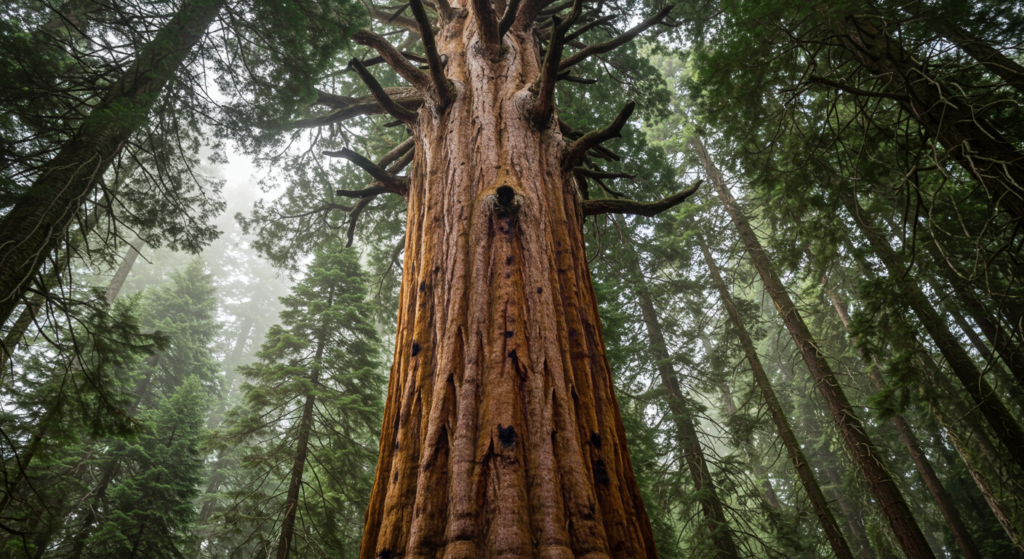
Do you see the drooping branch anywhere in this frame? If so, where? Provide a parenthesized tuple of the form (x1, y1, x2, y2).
(348, 58, 419, 123)
(408, 0, 454, 106)
(325, 148, 409, 194)
(559, 5, 673, 71)
(346, 197, 374, 247)
(497, 0, 521, 40)
(563, 100, 634, 169)
(582, 180, 702, 217)
(532, 16, 565, 126)
(353, 31, 431, 92)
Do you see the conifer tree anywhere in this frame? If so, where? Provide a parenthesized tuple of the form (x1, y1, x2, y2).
(202, 243, 384, 559)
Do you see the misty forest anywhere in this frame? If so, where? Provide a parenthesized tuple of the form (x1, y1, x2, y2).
(2, 0, 1024, 557)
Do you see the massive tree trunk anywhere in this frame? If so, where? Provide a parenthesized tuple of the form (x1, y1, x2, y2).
(825, 284, 983, 559)
(839, 191, 1024, 473)
(692, 135, 936, 559)
(351, 1, 683, 554)
(698, 235, 856, 559)
(0, 0, 226, 327)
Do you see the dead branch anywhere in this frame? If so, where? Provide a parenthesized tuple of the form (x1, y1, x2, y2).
(335, 185, 389, 198)
(409, 0, 454, 106)
(353, 30, 431, 93)
(563, 101, 634, 169)
(348, 58, 419, 123)
(559, 5, 673, 71)
(565, 13, 615, 42)
(325, 148, 408, 193)
(346, 197, 373, 247)
(497, 0, 521, 40)
(573, 168, 635, 180)
(379, 137, 415, 168)
(472, 0, 500, 45)
(293, 91, 423, 129)
(532, 15, 565, 126)
(557, 71, 597, 84)
(582, 179, 703, 217)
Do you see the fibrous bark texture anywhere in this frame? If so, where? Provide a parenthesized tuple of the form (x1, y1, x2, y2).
(358, 11, 656, 559)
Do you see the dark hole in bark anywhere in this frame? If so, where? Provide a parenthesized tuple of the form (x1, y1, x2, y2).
(505, 330, 514, 338)
(411, 341, 421, 356)
(498, 424, 517, 447)
(536, 287, 543, 293)
(505, 255, 514, 265)
(508, 349, 518, 365)
(393, 471, 398, 483)
(593, 458, 610, 486)
(378, 550, 393, 559)
(496, 185, 515, 207)
(590, 432, 602, 449)
(419, 280, 426, 292)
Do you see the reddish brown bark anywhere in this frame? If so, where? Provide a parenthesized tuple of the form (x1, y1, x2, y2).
(357, 7, 658, 558)
(693, 135, 936, 559)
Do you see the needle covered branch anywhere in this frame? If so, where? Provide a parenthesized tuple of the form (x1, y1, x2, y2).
(559, 5, 673, 71)
(582, 180, 703, 216)
(348, 58, 419, 123)
(563, 100, 634, 169)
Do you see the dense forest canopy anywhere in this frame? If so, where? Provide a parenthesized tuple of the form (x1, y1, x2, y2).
(2, 0, 1024, 557)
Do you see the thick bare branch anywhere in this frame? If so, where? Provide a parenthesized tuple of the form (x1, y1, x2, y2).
(532, 16, 565, 126)
(557, 71, 597, 84)
(563, 101, 634, 169)
(472, 0, 499, 46)
(325, 148, 408, 193)
(497, 0, 521, 40)
(387, 148, 415, 174)
(348, 58, 419, 123)
(379, 137, 416, 168)
(408, 0, 454, 106)
(573, 168, 635, 180)
(336, 185, 389, 198)
(293, 93, 423, 129)
(582, 180, 702, 217)
(806, 75, 911, 102)
(559, 5, 673, 71)
(353, 30, 431, 92)
(565, 14, 615, 42)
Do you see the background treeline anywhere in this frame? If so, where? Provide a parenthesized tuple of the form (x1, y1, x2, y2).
(2, 0, 1023, 557)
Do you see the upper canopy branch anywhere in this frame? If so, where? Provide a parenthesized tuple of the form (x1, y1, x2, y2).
(353, 30, 432, 93)
(559, 5, 674, 71)
(582, 179, 703, 217)
(563, 100, 634, 170)
(408, 0, 454, 107)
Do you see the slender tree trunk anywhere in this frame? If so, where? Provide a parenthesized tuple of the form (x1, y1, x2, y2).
(831, 16, 1024, 221)
(840, 191, 1024, 473)
(697, 234, 856, 559)
(275, 286, 333, 559)
(915, 8, 1024, 96)
(693, 135, 936, 559)
(105, 236, 142, 304)
(359, 11, 657, 559)
(0, 0, 226, 327)
(719, 382, 781, 510)
(826, 285, 984, 559)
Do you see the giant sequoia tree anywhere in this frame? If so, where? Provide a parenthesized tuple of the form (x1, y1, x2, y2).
(298, 0, 699, 555)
